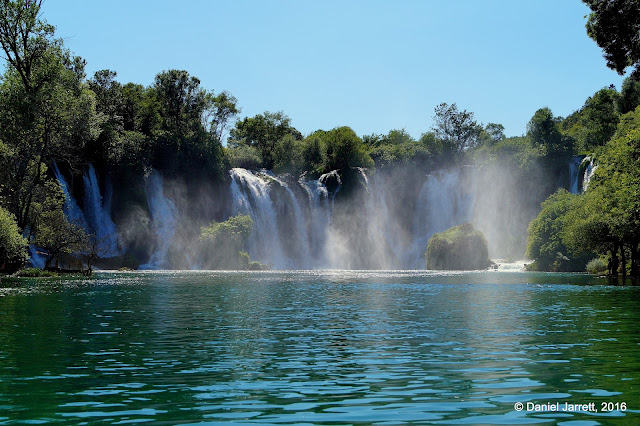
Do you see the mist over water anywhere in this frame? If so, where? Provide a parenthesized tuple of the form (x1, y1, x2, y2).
(53, 161, 551, 270)
(225, 164, 540, 269)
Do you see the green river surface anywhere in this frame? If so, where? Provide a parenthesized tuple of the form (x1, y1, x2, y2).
(0, 270, 639, 425)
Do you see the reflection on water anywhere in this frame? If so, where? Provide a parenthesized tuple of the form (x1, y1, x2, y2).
(0, 271, 639, 424)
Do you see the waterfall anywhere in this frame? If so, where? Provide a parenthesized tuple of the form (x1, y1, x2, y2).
(410, 169, 476, 268)
(568, 155, 583, 194)
(52, 162, 89, 229)
(582, 156, 597, 191)
(319, 170, 342, 202)
(268, 173, 312, 267)
(230, 168, 289, 268)
(139, 170, 177, 270)
(83, 164, 121, 256)
(228, 167, 484, 270)
(61, 163, 530, 271)
(300, 178, 331, 266)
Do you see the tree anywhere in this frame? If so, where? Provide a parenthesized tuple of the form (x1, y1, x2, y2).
(617, 76, 640, 113)
(586, 109, 640, 276)
(0, 0, 97, 230)
(562, 185, 621, 275)
(563, 87, 620, 152)
(229, 111, 302, 169)
(206, 91, 240, 142)
(150, 69, 232, 178)
(432, 102, 483, 153)
(0, 205, 27, 272)
(31, 180, 88, 269)
(199, 214, 253, 269)
(584, 0, 640, 78)
(0, 0, 55, 96)
(527, 107, 573, 161)
(321, 126, 374, 172)
(526, 189, 591, 271)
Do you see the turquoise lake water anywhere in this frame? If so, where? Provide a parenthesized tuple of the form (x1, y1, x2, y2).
(0, 270, 639, 424)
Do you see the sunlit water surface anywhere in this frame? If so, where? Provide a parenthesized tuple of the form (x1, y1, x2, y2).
(0, 271, 639, 424)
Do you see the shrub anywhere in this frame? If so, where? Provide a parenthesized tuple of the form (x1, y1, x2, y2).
(586, 257, 608, 274)
(0, 206, 28, 273)
(13, 268, 58, 277)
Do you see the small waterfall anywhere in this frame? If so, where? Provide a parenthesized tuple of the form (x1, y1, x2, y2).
(268, 173, 311, 267)
(52, 162, 88, 229)
(568, 155, 583, 194)
(139, 170, 177, 269)
(582, 156, 597, 191)
(230, 168, 288, 268)
(410, 169, 476, 268)
(359, 169, 405, 269)
(300, 178, 331, 267)
(319, 170, 342, 202)
(83, 164, 120, 256)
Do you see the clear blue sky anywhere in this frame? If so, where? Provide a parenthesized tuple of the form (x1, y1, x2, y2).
(41, 0, 625, 139)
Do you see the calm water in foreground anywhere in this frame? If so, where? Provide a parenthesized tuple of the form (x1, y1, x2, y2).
(0, 271, 639, 425)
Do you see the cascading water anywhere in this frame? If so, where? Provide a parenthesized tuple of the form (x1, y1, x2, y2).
(582, 156, 597, 191)
(569, 155, 583, 194)
(83, 164, 120, 256)
(230, 168, 291, 269)
(228, 166, 484, 270)
(139, 170, 177, 270)
(52, 162, 88, 229)
(409, 169, 476, 268)
(299, 177, 331, 266)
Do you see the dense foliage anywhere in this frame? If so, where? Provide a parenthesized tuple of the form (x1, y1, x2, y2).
(527, 107, 640, 276)
(426, 223, 491, 270)
(199, 214, 254, 269)
(0, 205, 27, 272)
(584, 0, 640, 78)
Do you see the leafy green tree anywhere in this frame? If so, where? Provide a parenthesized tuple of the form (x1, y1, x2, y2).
(527, 107, 573, 166)
(586, 110, 640, 276)
(199, 214, 253, 269)
(432, 102, 483, 153)
(480, 123, 506, 146)
(150, 69, 233, 178)
(0, 205, 27, 272)
(526, 189, 590, 271)
(0, 0, 98, 230)
(562, 185, 621, 275)
(322, 126, 374, 172)
(368, 129, 434, 168)
(584, 0, 640, 78)
(273, 134, 304, 174)
(225, 142, 263, 170)
(31, 180, 88, 269)
(301, 132, 326, 175)
(617, 76, 640, 114)
(563, 87, 620, 152)
(229, 111, 302, 169)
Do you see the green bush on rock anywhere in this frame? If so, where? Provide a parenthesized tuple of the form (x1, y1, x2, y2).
(199, 214, 254, 269)
(426, 223, 492, 270)
(0, 206, 27, 273)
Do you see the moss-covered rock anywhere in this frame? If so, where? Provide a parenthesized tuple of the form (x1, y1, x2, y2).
(426, 223, 492, 270)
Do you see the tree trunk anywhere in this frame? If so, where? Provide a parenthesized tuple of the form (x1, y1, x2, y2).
(631, 242, 639, 277)
(620, 244, 627, 281)
(610, 243, 619, 276)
